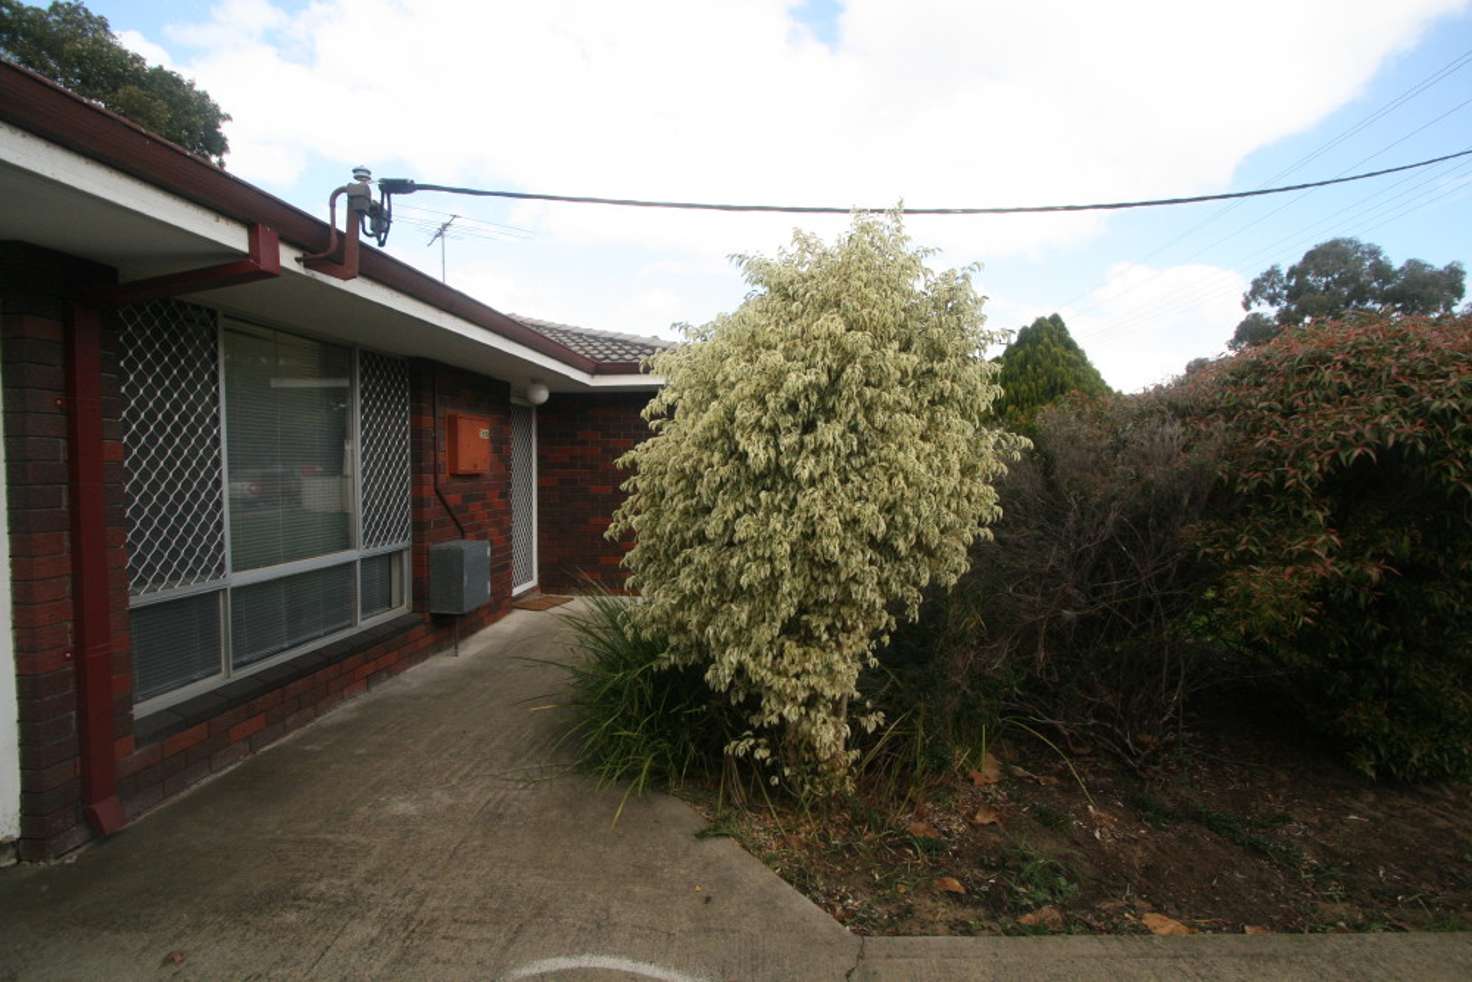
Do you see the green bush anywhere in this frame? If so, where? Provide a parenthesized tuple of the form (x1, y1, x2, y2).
(611, 213, 1024, 790)
(1183, 313, 1472, 780)
(992, 313, 1110, 432)
(558, 592, 738, 808)
(926, 391, 1226, 765)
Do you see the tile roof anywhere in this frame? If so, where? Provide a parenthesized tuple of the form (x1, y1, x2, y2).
(512, 314, 672, 367)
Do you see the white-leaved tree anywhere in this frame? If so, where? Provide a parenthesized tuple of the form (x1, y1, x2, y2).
(610, 213, 1026, 790)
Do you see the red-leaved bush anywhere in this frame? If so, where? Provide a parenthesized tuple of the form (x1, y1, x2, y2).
(1180, 314, 1472, 780)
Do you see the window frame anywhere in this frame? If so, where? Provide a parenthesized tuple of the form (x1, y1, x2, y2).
(509, 398, 539, 597)
(129, 310, 413, 716)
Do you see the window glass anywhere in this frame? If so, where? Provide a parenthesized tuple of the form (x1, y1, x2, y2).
(360, 552, 403, 619)
(224, 324, 354, 570)
(231, 563, 355, 668)
(132, 592, 223, 701)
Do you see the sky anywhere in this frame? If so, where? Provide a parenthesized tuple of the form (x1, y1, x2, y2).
(70, 0, 1472, 390)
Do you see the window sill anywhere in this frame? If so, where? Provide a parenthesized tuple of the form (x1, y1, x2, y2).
(133, 612, 423, 748)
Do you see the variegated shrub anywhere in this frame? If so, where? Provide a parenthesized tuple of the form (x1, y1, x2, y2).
(609, 213, 1026, 789)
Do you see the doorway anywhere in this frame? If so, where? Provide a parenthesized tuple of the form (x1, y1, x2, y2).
(509, 403, 537, 595)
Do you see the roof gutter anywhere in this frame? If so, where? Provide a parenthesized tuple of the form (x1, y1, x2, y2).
(0, 61, 625, 376)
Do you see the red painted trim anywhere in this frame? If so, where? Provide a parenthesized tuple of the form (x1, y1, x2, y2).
(0, 62, 655, 377)
(65, 303, 125, 836)
(83, 225, 281, 306)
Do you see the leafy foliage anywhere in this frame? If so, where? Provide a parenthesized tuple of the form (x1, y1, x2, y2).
(558, 591, 738, 812)
(1231, 238, 1465, 349)
(933, 391, 1226, 765)
(0, 1, 230, 164)
(1227, 312, 1279, 352)
(993, 313, 1110, 431)
(610, 213, 1026, 790)
(1185, 314, 1472, 780)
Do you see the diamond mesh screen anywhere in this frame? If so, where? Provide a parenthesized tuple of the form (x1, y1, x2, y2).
(510, 405, 536, 589)
(118, 300, 227, 597)
(359, 351, 411, 549)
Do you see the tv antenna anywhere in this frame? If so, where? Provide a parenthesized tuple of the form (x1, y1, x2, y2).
(427, 215, 457, 283)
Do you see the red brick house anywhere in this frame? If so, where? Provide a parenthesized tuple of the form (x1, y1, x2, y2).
(0, 62, 664, 861)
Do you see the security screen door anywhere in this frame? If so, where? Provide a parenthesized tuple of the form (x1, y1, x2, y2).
(510, 404, 537, 594)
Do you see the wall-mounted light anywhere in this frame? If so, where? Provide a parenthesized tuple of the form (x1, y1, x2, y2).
(526, 380, 549, 406)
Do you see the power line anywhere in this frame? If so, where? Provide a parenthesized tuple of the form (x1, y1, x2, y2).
(1061, 99, 1472, 323)
(394, 202, 534, 236)
(1059, 48, 1472, 303)
(376, 148, 1472, 217)
(1075, 156, 1472, 344)
(1050, 49, 1472, 316)
(1076, 157, 1472, 341)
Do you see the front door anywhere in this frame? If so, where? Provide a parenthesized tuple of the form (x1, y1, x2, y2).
(510, 404, 537, 594)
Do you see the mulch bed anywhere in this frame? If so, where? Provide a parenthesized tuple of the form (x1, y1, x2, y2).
(685, 709, 1472, 937)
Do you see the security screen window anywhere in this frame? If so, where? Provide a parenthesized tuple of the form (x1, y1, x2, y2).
(224, 324, 354, 571)
(118, 300, 413, 711)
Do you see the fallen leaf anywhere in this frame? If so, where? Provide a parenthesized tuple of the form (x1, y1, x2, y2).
(934, 876, 967, 895)
(1142, 913, 1195, 936)
(1243, 925, 1270, 935)
(969, 752, 1003, 787)
(1018, 905, 1064, 929)
(161, 951, 186, 967)
(1008, 764, 1061, 787)
(970, 806, 1001, 827)
(907, 820, 940, 838)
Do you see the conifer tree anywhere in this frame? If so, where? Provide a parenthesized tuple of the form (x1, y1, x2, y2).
(993, 313, 1110, 430)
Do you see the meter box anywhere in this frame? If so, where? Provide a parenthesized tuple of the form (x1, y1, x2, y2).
(447, 413, 491, 475)
(429, 539, 491, 613)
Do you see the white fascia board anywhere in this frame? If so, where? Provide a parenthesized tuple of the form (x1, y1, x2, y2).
(0, 120, 248, 251)
(584, 373, 666, 389)
(0, 122, 631, 388)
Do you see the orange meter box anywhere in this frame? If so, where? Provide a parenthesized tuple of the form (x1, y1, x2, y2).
(447, 413, 491, 475)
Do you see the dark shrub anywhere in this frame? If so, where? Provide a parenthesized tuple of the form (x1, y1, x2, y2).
(1182, 314, 1472, 781)
(921, 391, 1226, 766)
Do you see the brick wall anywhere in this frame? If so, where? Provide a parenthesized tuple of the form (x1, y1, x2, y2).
(113, 612, 449, 818)
(1, 242, 123, 859)
(107, 359, 518, 837)
(410, 361, 515, 609)
(1, 244, 529, 860)
(537, 392, 653, 592)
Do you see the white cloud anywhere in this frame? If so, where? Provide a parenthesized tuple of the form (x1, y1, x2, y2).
(115, 29, 174, 70)
(1024, 262, 1248, 392)
(152, 1, 1462, 250)
(127, 0, 1464, 337)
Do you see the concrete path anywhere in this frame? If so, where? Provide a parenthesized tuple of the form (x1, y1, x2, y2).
(0, 604, 1468, 980)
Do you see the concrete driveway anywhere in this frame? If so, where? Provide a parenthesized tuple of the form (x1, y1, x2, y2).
(1, 604, 1468, 980)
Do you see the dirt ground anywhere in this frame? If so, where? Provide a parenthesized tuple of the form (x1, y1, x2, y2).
(687, 709, 1472, 937)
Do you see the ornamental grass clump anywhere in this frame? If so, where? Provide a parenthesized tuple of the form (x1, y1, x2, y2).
(609, 213, 1026, 791)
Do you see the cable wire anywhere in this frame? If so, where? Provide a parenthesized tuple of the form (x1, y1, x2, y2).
(376, 148, 1472, 217)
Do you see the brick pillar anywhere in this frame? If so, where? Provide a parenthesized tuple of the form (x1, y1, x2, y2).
(1, 243, 121, 858)
(2, 307, 84, 858)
